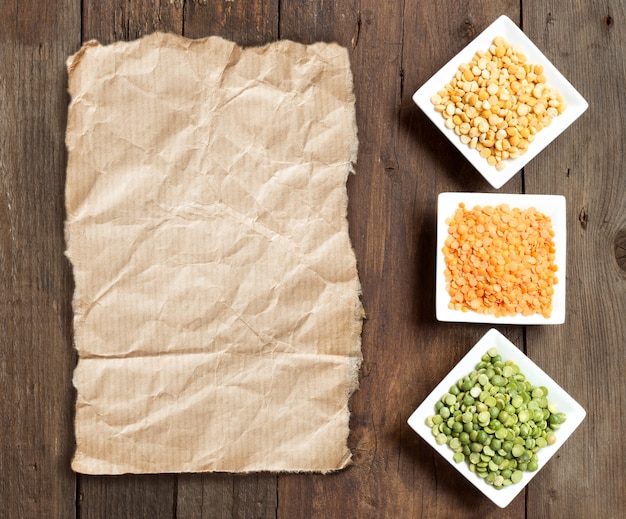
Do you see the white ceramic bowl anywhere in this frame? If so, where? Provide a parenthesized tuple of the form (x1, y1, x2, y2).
(407, 328, 586, 508)
(413, 15, 588, 189)
(436, 192, 566, 325)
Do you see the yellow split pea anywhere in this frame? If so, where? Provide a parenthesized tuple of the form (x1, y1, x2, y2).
(431, 36, 567, 171)
(443, 203, 558, 318)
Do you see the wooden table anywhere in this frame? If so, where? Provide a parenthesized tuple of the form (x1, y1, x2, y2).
(2, 1, 624, 517)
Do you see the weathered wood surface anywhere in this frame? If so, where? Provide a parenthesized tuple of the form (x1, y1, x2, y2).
(1, 1, 624, 517)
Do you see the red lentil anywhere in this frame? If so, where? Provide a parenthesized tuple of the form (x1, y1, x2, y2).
(443, 203, 558, 318)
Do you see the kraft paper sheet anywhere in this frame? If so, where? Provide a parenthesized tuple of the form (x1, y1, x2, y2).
(65, 33, 363, 474)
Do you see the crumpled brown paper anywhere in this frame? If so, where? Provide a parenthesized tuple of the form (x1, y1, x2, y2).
(65, 32, 363, 474)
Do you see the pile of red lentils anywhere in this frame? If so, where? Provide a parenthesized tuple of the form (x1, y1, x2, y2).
(443, 203, 558, 318)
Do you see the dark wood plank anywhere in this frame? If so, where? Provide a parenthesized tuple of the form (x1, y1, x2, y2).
(523, 2, 626, 517)
(75, 2, 184, 517)
(176, 3, 280, 517)
(0, 1, 80, 517)
(78, 475, 177, 519)
(183, 0, 278, 45)
(278, 2, 528, 517)
(82, 0, 183, 45)
(177, 473, 277, 519)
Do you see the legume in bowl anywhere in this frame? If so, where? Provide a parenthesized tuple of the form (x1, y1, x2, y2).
(407, 328, 586, 508)
(436, 192, 566, 325)
(413, 15, 587, 189)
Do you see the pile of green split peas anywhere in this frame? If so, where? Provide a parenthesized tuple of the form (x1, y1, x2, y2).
(426, 347, 567, 489)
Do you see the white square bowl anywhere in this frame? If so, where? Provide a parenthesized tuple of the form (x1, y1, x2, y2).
(413, 15, 588, 189)
(407, 328, 586, 508)
(436, 192, 566, 325)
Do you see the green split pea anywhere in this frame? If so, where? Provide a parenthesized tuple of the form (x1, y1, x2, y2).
(426, 347, 566, 489)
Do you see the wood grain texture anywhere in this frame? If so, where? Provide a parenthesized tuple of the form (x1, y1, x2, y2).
(78, 475, 177, 519)
(177, 473, 277, 519)
(2, 1, 624, 517)
(183, 0, 278, 45)
(523, 2, 626, 517)
(0, 1, 80, 518)
(82, 0, 183, 44)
